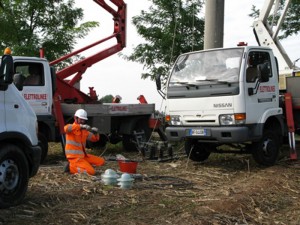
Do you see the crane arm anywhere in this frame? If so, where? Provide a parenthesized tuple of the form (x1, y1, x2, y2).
(48, 0, 126, 104)
(50, 0, 126, 86)
(51, 0, 127, 135)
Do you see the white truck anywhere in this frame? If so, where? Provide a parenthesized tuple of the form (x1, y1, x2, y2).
(0, 50, 41, 208)
(156, 0, 299, 166)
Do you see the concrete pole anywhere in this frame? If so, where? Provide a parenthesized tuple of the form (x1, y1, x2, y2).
(204, 0, 225, 50)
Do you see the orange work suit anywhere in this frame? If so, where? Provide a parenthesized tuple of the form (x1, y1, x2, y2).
(64, 123, 105, 175)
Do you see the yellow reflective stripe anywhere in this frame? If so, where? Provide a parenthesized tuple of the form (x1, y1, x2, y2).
(66, 140, 81, 147)
(65, 150, 84, 155)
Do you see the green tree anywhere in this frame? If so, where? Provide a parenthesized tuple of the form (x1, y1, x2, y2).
(123, 0, 204, 83)
(249, 0, 300, 39)
(0, 0, 98, 62)
(100, 94, 114, 103)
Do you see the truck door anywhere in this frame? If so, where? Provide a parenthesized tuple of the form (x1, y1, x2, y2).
(244, 50, 278, 123)
(15, 62, 51, 115)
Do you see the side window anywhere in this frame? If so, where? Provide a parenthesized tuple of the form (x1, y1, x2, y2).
(246, 51, 272, 83)
(15, 62, 44, 86)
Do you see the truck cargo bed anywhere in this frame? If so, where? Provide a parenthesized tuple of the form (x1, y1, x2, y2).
(61, 103, 155, 117)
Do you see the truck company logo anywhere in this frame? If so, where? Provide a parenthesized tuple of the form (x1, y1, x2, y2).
(259, 85, 275, 92)
(213, 103, 232, 108)
(23, 93, 47, 100)
(110, 105, 129, 112)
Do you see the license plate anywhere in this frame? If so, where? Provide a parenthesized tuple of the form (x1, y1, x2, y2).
(189, 128, 207, 136)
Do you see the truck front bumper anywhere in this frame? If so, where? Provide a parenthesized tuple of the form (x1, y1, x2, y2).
(166, 126, 258, 143)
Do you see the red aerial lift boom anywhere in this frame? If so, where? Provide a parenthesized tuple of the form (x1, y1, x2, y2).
(50, 0, 126, 104)
(46, 0, 127, 135)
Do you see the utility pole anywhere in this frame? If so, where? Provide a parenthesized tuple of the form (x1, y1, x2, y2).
(204, 0, 225, 49)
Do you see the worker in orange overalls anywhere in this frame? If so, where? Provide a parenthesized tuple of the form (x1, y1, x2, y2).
(64, 109, 105, 175)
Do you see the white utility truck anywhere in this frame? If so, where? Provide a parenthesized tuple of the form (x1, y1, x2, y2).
(0, 49, 41, 208)
(156, 0, 299, 166)
(11, 0, 159, 163)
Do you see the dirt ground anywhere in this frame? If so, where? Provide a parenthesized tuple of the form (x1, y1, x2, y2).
(0, 142, 300, 225)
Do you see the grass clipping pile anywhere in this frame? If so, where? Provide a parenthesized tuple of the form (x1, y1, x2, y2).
(1, 143, 300, 225)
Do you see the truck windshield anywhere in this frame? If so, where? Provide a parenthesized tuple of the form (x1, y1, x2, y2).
(169, 48, 243, 87)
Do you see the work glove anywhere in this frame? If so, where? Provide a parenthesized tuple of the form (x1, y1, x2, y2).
(80, 124, 91, 131)
(91, 127, 99, 134)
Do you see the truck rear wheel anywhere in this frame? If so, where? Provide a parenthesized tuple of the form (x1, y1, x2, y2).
(0, 144, 29, 209)
(122, 120, 151, 152)
(251, 130, 279, 166)
(185, 139, 211, 162)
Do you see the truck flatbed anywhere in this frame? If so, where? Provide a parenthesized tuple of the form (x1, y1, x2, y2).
(61, 103, 155, 117)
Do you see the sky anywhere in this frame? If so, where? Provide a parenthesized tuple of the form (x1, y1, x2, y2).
(74, 0, 300, 110)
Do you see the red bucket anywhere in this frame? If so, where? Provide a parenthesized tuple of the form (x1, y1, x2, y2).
(118, 160, 138, 174)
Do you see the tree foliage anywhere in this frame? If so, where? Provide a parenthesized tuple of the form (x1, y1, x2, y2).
(123, 0, 204, 82)
(0, 0, 98, 62)
(249, 0, 300, 39)
(100, 94, 114, 103)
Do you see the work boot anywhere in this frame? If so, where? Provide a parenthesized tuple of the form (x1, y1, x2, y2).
(64, 162, 70, 173)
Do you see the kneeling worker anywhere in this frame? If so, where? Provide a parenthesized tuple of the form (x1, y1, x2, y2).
(64, 109, 105, 175)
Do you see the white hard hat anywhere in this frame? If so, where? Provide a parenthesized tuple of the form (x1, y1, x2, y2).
(115, 95, 122, 100)
(74, 109, 88, 120)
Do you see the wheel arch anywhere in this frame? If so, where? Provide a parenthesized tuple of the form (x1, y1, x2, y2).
(255, 115, 284, 136)
(264, 116, 283, 131)
(0, 132, 38, 176)
(37, 115, 56, 141)
(259, 108, 284, 132)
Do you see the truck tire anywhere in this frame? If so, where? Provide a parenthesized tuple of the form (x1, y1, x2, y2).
(122, 120, 151, 152)
(0, 144, 29, 209)
(185, 139, 211, 162)
(251, 130, 279, 166)
(38, 132, 48, 164)
(87, 134, 108, 149)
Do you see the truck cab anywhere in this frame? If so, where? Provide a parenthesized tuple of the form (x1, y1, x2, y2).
(13, 57, 56, 163)
(159, 46, 284, 166)
(0, 51, 41, 208)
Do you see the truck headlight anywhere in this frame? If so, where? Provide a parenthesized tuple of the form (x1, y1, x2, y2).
(219, 113, 246, 125)
(165, 115, 182, 125)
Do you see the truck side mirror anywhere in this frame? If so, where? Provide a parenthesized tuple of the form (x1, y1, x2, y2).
(156, 74, 162, 91)
(258, 62, 269, 82)
(155, 74, 166, 99)
(0, 54, 14, 84)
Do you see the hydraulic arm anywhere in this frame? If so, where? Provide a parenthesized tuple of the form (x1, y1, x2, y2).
(50, 0, 126, 104)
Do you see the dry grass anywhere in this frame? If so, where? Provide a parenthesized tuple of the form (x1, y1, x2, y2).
(1, 142, 300, 225)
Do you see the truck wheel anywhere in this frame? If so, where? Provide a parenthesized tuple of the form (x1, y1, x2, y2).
(87, 134, 108, 149)
(122, 135, 136, 151)
(251, 130, 279, 166)
(0, 144, 29, 209)
(185, 139, 211, 162)
(38, 133, 48, 164)
(122, 120, 151, 152)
